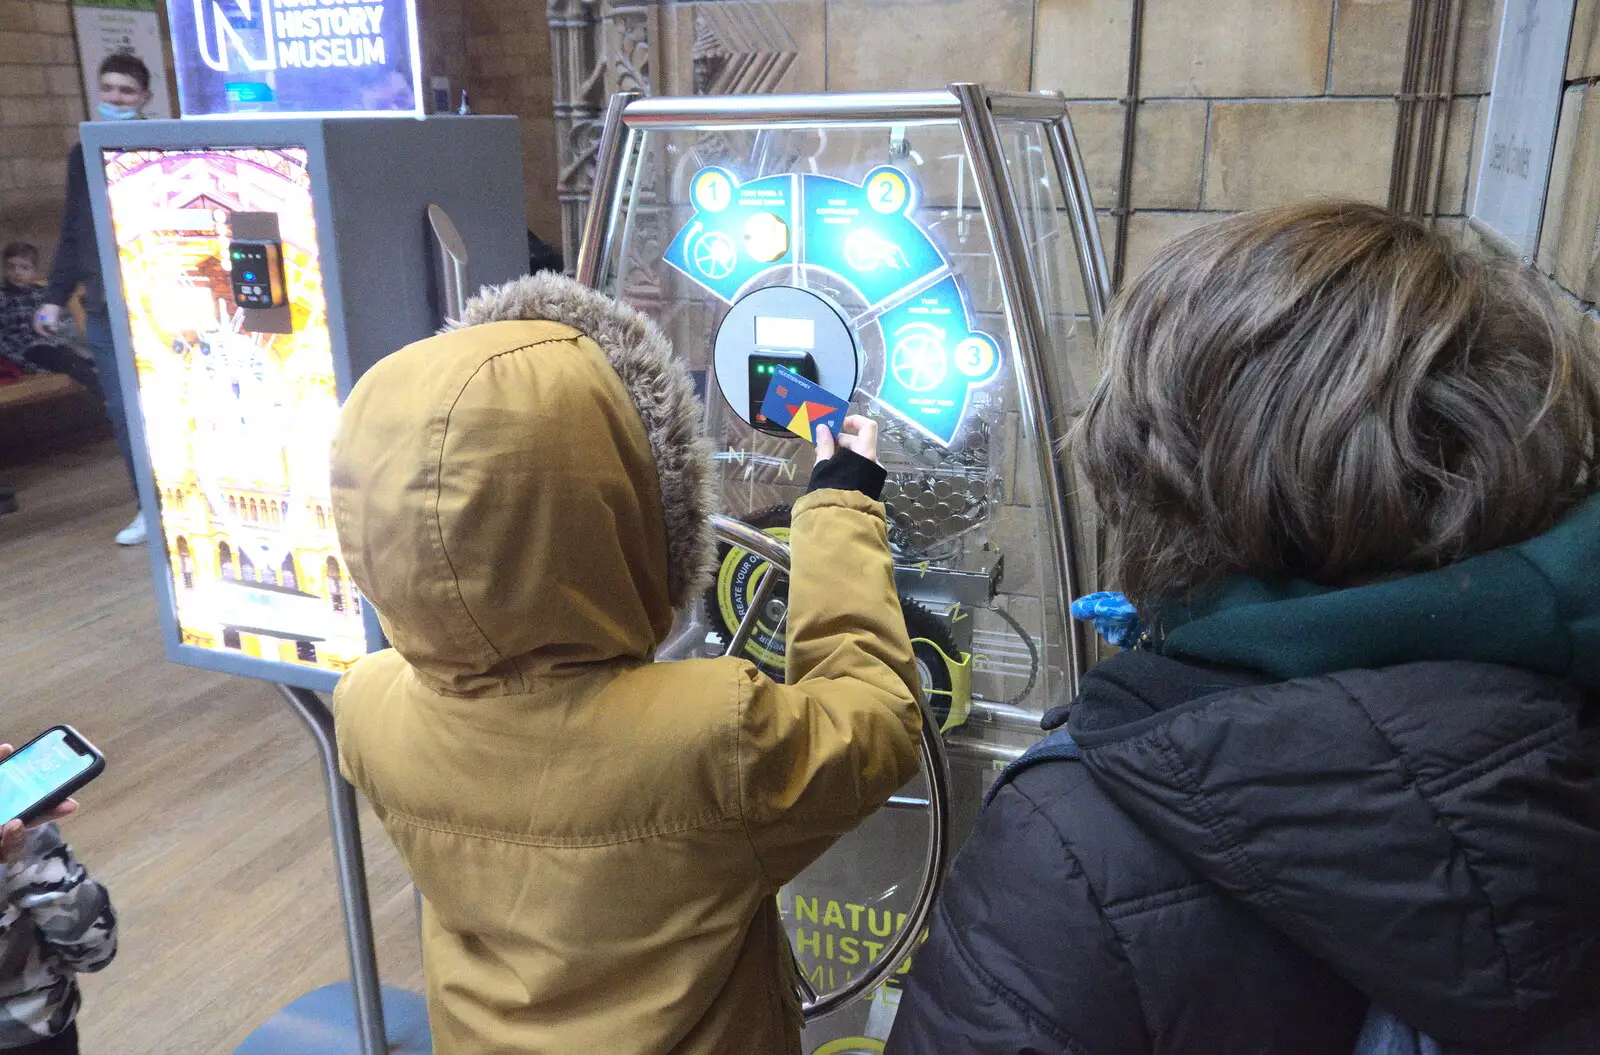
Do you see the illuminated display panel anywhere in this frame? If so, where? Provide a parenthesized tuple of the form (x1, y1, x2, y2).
(166, 0, 423, 118)
(102, 147, 368, 676)
(665, 165, 1002, 447)
(755, 316, 815, 350)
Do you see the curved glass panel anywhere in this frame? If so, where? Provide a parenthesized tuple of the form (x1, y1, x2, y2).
(598, 108, 1097, 1048)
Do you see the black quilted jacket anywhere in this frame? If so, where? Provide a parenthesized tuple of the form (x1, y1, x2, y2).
(888, 495, 1600, 1055)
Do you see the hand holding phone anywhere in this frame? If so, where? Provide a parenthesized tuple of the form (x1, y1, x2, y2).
(0, 728, 102, 865)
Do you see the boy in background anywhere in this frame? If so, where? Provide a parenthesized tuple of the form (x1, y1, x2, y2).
(33, 53, 153, 546)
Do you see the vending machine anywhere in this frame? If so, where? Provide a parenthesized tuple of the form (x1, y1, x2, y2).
(576, 85, 1110, 1051)
(78, 1, 527, 1047)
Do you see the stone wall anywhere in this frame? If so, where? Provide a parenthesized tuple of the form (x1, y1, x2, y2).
(0, 0, 89, 261)
(538, 0, 1503, 285)
(1536, 0, 1600, 345)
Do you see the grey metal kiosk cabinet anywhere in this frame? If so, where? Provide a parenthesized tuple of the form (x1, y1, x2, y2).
(81, 114, 526, 1053)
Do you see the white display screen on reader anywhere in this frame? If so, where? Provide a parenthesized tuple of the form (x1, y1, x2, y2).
(755, 316, 816, 350)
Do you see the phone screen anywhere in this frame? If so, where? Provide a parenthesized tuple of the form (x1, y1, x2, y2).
(0, 731, 95, 825)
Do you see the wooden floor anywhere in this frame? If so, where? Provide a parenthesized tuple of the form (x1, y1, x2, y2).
(0, 443, 423, 1053)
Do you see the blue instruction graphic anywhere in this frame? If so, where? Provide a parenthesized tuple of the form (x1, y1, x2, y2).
(801, 167, 946, 308)
(667, 165, 1003, 446)
(874, 276, 1002, 445)
(663, 169, 797, 302)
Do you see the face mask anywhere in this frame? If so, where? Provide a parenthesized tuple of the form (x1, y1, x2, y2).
(96, 101, 142, 121)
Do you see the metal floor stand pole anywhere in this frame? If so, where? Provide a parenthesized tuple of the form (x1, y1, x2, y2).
(277, 684, 389, 1055)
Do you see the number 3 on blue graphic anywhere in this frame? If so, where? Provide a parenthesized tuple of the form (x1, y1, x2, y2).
(866, 167, 911, 215)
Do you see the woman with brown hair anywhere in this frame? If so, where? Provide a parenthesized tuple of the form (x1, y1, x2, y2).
(887, 202, 1600, 1054)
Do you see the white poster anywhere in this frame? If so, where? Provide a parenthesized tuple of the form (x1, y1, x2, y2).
(1471, 0, 1578, 258)
(72, 0, 176, 120)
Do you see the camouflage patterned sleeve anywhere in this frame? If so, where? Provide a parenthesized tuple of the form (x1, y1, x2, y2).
(3, 824, 117, 974)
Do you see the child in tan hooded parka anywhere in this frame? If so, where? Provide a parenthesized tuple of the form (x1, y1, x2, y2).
(329, 273, 925, 1054)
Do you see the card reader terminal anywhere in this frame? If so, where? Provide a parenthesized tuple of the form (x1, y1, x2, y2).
(750, 351, 819, 434)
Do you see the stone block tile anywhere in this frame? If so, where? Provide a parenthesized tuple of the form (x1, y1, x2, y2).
(1064, 101, 1121, 206)
(1537, 86, 1585, 276)
(44, 63, 76, 96)
(1453, 0, 1503, 95)
(1330, 0, 1410, 95)
(1435, 95, 1479, 216)
(465, 34, 500, 59)
(31, 2, 69, 35)
(1120, 209, 1228, 282)
(1202, 100, 1396, 211)
(0, 31, 51, 64)
(1572, 0, 1600, 79)
(0, 93, 58, 125)
(1140, 0, 1333, 98)
(1549, 83, 1600, 301)
(825, 0, 1033, 92)
(1461, 87, 1491, 213)
(2, 123, 66, 160)
(7, 154, 66, 189)
(0, 1, 33, 30)
(0, 63, 47, 96)
(1132, 100, 1206, 210)
(1033, 0, 1131, 100)
(1559, 297, 1600, 360)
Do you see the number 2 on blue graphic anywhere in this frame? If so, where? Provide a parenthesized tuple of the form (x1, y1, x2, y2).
(866, 168, 910, 215)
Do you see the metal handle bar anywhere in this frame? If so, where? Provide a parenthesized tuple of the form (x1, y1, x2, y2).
(707, 514, 953, 1021)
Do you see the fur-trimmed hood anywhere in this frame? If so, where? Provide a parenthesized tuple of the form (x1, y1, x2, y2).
(331, 273, 715, 694)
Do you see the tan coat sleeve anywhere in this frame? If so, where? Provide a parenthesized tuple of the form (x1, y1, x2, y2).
(737, 488, 925, 887)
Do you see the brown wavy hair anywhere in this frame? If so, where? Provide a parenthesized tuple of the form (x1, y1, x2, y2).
(1076, 201, 1600, 612)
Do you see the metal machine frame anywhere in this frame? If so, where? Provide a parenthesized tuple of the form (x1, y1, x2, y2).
(574, 85, 1111, 1021)
(576, 84, 1110, 703)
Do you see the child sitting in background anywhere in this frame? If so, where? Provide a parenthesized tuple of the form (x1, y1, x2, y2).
(329, 272, 925, 1054)
(0, 244, 101, 398)
(0, 746, 117, 1055)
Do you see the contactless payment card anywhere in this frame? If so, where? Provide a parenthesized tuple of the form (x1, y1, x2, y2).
(759, 367, 848, 443)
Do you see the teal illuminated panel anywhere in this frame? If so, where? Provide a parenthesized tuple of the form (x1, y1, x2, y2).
(799, 167, 946, 308)
(666, 165, 1004, 448)
(662, 169, 796, 302)
(876, 276, 1002, 445)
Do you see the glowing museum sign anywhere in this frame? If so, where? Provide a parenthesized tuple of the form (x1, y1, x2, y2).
(166, 0, 422, 117)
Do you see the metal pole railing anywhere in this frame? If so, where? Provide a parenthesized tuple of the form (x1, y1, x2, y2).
(275, 684, 387, 1055)
(574, 91, 641, 288)
(952, 82, 1086, 698)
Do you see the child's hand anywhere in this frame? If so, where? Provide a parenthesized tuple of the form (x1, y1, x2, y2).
(32, 304, 61, 338)
(815, 415, 879, 466)
(0, 743, 78, 865)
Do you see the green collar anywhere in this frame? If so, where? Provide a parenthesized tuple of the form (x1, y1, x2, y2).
(1157, 493, 1600, 687)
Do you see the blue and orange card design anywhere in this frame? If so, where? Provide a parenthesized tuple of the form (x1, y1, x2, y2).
(759, 367, 849, 443)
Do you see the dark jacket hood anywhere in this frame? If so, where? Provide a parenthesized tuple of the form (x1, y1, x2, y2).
(1066, 496, 1600, 1047)
(1155, 492, 1600, 688)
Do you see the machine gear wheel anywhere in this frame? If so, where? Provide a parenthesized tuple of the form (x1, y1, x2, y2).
(706, 506, 964, 728)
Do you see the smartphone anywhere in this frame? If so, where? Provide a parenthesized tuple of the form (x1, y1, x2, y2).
(0, 726, 104, 827)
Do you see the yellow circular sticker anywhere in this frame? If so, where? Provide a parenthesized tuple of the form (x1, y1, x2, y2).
(693, 169, 734, 212)
(865, 170, 909, 214)
(743, 212, 791, 263)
